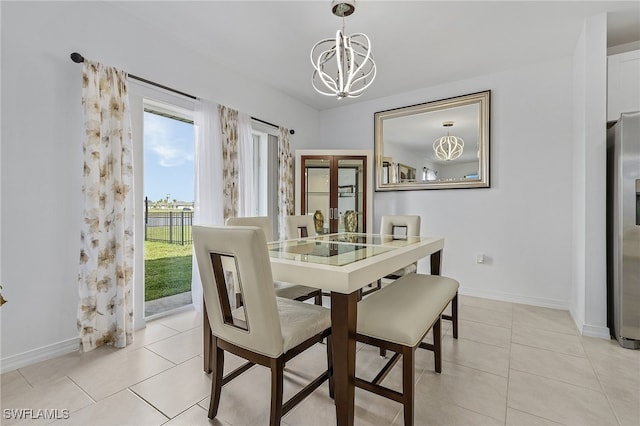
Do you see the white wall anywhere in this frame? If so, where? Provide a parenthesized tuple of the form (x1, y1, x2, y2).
(0, 1, 614, 371)
(0, 2, 319, 370)
(311, 58, 576, 308)
(571, 14, 609, 338)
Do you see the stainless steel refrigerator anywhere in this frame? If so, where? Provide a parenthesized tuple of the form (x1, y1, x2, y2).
(607, 111, 640, 349)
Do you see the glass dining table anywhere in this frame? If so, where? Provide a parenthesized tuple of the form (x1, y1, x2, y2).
(267, 233, 444, 426)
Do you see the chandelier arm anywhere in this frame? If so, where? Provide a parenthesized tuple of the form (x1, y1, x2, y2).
(335, 30, 346, 95)
(312, 43, 341, 92)
(347, 63, 376, 89)
(344, 34, 372, 86)
(343, 40, 358, 90)
(315, 57, 339, 91)
(312, 71, 339, 96)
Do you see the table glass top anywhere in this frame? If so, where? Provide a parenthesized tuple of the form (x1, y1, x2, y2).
(310, 233, 422, 246)
(267, 233, 421, 266)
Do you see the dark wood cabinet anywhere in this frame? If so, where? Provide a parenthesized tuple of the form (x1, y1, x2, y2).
(295, 151, 371, 234)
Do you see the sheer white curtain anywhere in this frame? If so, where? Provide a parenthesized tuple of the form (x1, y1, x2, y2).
(191, 99, 224, 311)
(237, 112, 255, 216)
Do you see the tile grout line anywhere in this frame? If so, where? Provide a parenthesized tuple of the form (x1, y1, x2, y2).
(66, 374, 98, 405)
(503, 305, 513, 425)
(126, 386, 173, 421)
(579, 337, 624, 426)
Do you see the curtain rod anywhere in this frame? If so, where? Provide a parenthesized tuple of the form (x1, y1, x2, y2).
(70, 52, 293, 134)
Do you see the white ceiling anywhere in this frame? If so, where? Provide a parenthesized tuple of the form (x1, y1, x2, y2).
(108, 0, 640, 111)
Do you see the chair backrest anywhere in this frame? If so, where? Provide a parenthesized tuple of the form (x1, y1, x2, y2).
(226, 216, 274, 241)
(380, 215, 421, 239)
(285, 215, 317, 239)
(193, 225, 284, 357)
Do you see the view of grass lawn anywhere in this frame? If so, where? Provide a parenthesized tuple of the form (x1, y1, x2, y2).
(144, 241, 192, 301)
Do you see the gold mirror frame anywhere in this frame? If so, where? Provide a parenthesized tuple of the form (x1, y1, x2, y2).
(375, 90, 490, 191)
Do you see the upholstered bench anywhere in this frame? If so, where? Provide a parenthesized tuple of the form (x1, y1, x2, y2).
(356, 272, 459, 426)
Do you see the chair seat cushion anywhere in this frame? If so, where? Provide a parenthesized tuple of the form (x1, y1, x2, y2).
(276, 298, 331, 352)
(232, 297, 330, 354)
(274, 281, 318, 300)
(357, 273, 458, 347)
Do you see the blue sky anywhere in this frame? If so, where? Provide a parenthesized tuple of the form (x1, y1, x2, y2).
(143, 112, 194, 203)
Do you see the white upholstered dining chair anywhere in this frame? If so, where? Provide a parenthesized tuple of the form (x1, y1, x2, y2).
(285, 215, 317, 239)
(225, 216, 322, 305)
(357, 214, 423, 299)
(193, 225, 333, 425)
(380, 215, 421, 278)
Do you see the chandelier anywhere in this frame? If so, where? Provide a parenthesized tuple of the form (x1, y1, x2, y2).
(433, 121, 464, 161)
(310, 0, 376, 99)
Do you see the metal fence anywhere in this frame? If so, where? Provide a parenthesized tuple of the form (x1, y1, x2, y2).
(145, 209, 193, 245)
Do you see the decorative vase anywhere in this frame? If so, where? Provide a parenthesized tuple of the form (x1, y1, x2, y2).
(344, 210, 357, 232)
(313, 210, 324, 234)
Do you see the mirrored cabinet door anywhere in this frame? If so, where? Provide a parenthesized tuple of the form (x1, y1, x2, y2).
(303, 156, 332, 234)
(337, 158, 365, 233)
(299, 154, 368, 234)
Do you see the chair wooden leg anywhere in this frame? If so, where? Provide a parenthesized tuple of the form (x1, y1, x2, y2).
(327, 336, 335, 399)
(203, 300, 212, 373)
(269, 357, 284, 426)
(452, 293, 458, 339)
(208, 338, 224, 419)
(314, 290, 323, 306)
(402, 345, 415, 426)
(379, 347, 387, 358)
(433, 318, 442, 374)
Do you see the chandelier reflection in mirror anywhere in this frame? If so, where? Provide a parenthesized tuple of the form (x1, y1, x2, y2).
(310, 0, 376, 99)
(433, 121, 464, 161)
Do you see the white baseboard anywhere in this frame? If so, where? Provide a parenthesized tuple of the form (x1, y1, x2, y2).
(461, 288, 611, 339)
(460, 287, 569, 310)
(570, 306, 611, 340)
(1, 337, 79, 374)
(581, 324, 611, 339)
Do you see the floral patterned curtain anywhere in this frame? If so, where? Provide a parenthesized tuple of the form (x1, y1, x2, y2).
(218, 105, 239, 220)
(78, 61, 134, 352)
(277, 127, 294, 239)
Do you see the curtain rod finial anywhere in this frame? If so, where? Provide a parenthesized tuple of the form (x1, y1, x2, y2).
(289, 129, 295, 135)
(70, 52, 85, 63)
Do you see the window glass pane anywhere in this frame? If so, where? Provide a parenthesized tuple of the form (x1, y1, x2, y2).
(143, 107, 194, 317)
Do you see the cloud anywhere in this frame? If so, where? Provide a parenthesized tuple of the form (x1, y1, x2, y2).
(144, 113, 194, 167)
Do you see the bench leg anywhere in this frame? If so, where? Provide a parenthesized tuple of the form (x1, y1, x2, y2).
(402, 345, 415, 426)
(441, 292, 459, 339)
(433, 318, 442, 374)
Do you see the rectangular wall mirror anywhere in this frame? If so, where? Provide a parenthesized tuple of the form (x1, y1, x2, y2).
(375, 90, 491, 191)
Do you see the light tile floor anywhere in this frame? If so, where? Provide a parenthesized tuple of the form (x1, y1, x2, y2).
(1, 295, 639, 425)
